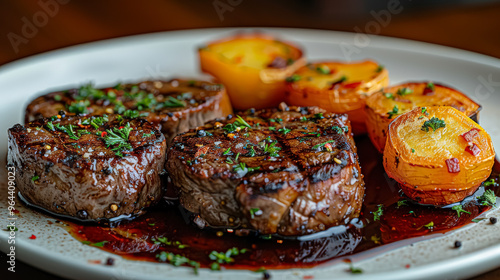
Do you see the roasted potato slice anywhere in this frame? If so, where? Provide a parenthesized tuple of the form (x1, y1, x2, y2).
(284, 60, 389, 135)
(365, 82, 481, 153)
(383, 106, 495, 205)
(198, 34, 306, 110)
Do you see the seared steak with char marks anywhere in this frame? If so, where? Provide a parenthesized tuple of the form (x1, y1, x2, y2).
(25, 79, 232, 144)
(167, 103, 365, 236)
(8, 113, 166, 222)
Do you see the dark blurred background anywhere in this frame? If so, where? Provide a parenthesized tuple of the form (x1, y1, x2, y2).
(1, 0, 500, 65)
(1, 0, 500, 279)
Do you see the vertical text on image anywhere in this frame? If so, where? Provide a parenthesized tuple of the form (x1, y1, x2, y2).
(6, 166, 17, 273)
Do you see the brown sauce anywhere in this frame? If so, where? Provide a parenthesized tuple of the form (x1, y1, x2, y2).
(60, 136, 499, 270)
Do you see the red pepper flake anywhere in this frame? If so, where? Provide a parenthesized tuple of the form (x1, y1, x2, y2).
(12, 209, 19, 214)
(460, 128, 480, 143)
(88, 260, 102, 264)
(465, 143, 481, 156)
(29, 234, 36, 239)
(343, 81, 362, 89)
(303, 276, 315, 280)
(405, 264, 411, 269)
(101, 131, 107, 137)
(194, 146, 210, 158)
(119, 126, 124, 129)
(445, 158, 460, 173)
(324, 143, 333, 152)
(422, 87, 434, 95)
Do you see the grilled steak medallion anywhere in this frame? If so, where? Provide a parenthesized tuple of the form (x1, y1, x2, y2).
(25, 79, 232, 143)
(167, 103, 365, 236)
(8, 114, 166, 221)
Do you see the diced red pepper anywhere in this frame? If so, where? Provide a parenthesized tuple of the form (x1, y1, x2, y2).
(460, 128, 480, 142)
(101, 131, 107, 137)
(324, 143, 333, 152)
(465, 143, 481, 156)
(445, 158, 460, 173)
(422, 87, 434, 95)
(343, 81, 362, 89)
(29, 234, 36, 239)
(119, 126, 124, 130)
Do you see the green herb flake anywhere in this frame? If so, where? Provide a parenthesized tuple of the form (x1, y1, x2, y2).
(411, 148, 415, 153)
(397, 87, 413, 96)
(452, 205, 471, 217)
(484, 179, 499, 187)
(31, 175, 39, 182)
(316, 65, 331, 75)
(376, 65, 384, 73)
(423, 221, 434, 229)
(373, 204, 383, 221)
(82, 240, 108, 247)
(53, 95, 62, 101)
(67, 100, 90, 114)
(384, 92, 394, 99)
(223, 147, 231, 155)
(156, 251, 200, 274)
(349, 264, 363, 274)
(250, 208, 261, 219)
(331, 126, 343, 134)
(397, 200, 408, 208)
(426, 82, 435, 91)
(102, 122, 133, 157)
(387, 105, 399, 119)
(312, 140, 335, 150)
(477, 189, 497, 207)
(247, 146, 256, 157)
(278, 127, 291, 135)
(285, 74, 301, 82)
(421, 117, 446, 132)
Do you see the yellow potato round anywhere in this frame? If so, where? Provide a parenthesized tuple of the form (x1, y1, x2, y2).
(198, 34, 306, 110)
(383, 106, 495, 205)
(284, 60, 389, 135)
(365, 82, 481, 153)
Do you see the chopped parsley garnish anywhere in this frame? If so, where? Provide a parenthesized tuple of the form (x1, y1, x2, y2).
(312, 140, 335, 150)
(376, 65, 384, 73)
(396, 87, 413, 96)
(81, 240, 108, 247)
(397, 200, 408, 208)
(387, 105, 399, 119)
(331, 126, 344, 134)
(151, 237, 188, 249)
(123, 110, 140, 118)
(142, 132, 155, 138)
(67, 100, 90, 114)
(421, 117, 446, 132)
(373, 204, 383, 221)
(54, 123, 79, 140)
(315, 112, 324, 119)
(477, 189, 497, 207)
(234, 152, 240, 162)
(102, 122, 133, 157)
(278, 127, 291, 135)
(156, 251, 200, 274)
(303, 131, 321, 137)
(250, 208, 261, 219)
(263, 140, 281, 157)
(75, 83, 106, 100)
(163, 96, 186, 108)
(421, 107, 428, 115)
(209, 247, 249, 266)
(46, 121, 55, 131)
(82, 115, 109, 129)
(384, 92, 394, 99)
(31, 175, 39, 182)
(349, 264, 363, 274)
(316, 65, 331, 75)
(247, 146, 256, 157)
(331, 75, 347, 85)
(484, 179, 499, 187)
(223, 147, 231, 155)
(426, 82, 435, 91)
(452, 205, 471, 217)
(423, 221, 434, 229)
(300, 116, 308, 122)
(135, 92, 157, 110)
(269, 126, 276, 131)
(53, 94, 62, 101)
(223, 115, 252, 132)
(285, 74, 301, 82)
(234, 162, 260, 173)
(411, 148, 415, 153)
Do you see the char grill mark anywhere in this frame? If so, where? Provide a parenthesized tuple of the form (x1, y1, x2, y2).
(167, 104, 365, 236)
(8, 114, 167, 222)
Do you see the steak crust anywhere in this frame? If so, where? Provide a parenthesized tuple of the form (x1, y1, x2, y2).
(8, 114, 166, 222)
(167, 103, 365, 236)
(25, 79, 232, 144)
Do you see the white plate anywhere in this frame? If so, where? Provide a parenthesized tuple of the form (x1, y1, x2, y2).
(1, 28, 500, 280)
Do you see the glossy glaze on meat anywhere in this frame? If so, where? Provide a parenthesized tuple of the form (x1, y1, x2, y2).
(8, 114, 166, 222)
(25, 79, 231, 144)
(167, 103, 365, 236)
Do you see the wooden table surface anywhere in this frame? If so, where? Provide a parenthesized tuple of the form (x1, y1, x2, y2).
(1, 1, 500, 279)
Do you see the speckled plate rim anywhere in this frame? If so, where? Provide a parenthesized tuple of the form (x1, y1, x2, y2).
(1, 27, 500, 280)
